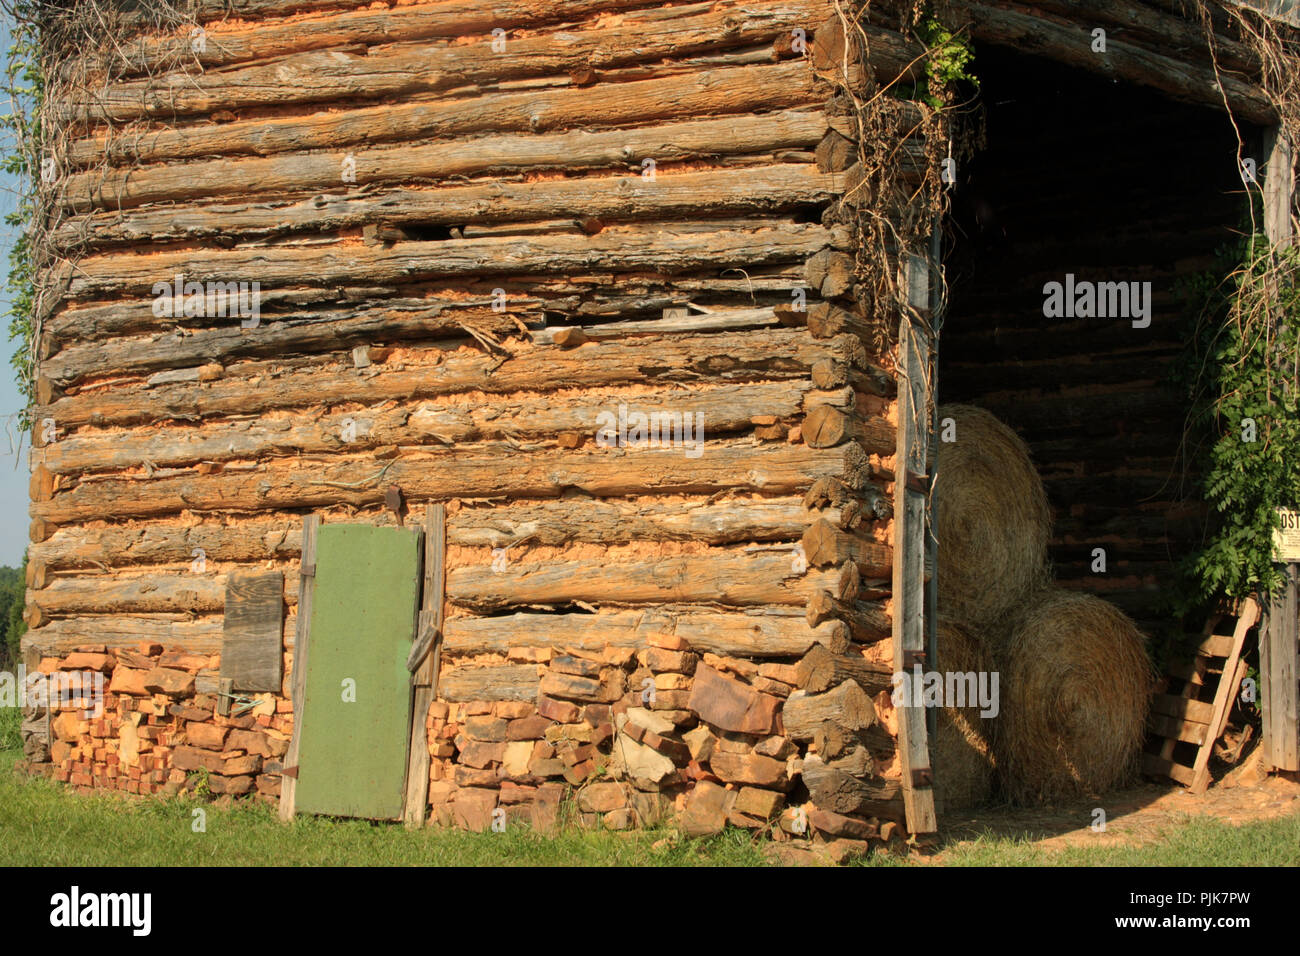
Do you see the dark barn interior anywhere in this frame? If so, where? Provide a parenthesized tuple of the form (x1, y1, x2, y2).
(938, 46, 1259, 638)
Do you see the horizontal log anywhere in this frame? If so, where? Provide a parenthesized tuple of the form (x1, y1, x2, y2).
(40, 329, 868, 429)
(39, 381, 814, 475)
(796, 642, 892, 696)
(63, 105, 829, 211)
(442, 606, 850, 660)
(800, 519, 892, 576)
(810, 358, 895, 396)
(799, 753, 903, 818)
(71, 57, 822, 169)
(111, 0, 819, 73)
(79, 1, 840, 121)
(782, 680, 875, 741)
(447, 548, 852, 612)
(437, 663, 542, 702)
(806, 590, 892, 643)
(29, 571, 297, 616)
(30, 520, 305, 571)
(43, 302, 524, 386)
(30, 496, 834, 570)
(59, 221, 837, 298)
(55, 162, 840, 251)
(33, 439, 885, 523)
(802, 404, 894, 451)
(963, 2, 1273, 124)
(20, 616, 224, 656)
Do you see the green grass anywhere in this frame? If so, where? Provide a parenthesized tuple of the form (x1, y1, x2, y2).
(916, 813, 1300, 867)
(2, 739, 1297, 866)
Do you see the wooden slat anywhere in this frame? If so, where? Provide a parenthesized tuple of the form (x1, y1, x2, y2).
(1150, 693, 1216, 723)
(1142, 754, 1197, 786)
(219, 571, 285, 693)
(1195, 632, 1236, 658)
(891, 307, 936, 835)
(1189, 599, 1259, 793)
(278, 514, 318, 822)
(404, 504, 445, 828)
(1148, 712, 1208, 746)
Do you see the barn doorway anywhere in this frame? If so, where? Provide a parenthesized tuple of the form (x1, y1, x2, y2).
(937, 46, 1257, 640)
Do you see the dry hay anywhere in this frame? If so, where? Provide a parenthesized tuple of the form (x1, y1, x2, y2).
(996, 588, 1154, 805)
(933, 404, 1052, 636)
(931, 618, 997, 811)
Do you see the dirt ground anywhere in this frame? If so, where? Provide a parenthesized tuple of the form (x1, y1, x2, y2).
(932, 748, 1300, 859)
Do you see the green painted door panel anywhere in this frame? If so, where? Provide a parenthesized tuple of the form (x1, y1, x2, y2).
(296, 524, 422, 820)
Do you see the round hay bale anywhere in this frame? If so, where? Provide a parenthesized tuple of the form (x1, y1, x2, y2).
(996, 588, 1154, 804)
(934, 404, 1051, 636)
(931, 619, 997, 811)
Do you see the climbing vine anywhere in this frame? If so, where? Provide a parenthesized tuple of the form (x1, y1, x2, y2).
(1169, 2, 1300, 618)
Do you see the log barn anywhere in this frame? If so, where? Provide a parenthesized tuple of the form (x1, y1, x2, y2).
(18, 0, 1299, 847)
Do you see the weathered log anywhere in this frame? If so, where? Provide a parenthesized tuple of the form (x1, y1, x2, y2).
(442, 606, 850, 660)
(70, 58, 822, 169)
(20, 616, 223, 656)
(30, 521, 304, 572)
(782, 679, 874, 741)
(39, 329, 868, 429)
(28, 571, 297, 616)
(795, 642, 892, 696)
(59, 160, 837, 249)
(77, 1, 844, 121)
(111, 0, 676, 70)
(530, 307, 785, 345)
(807, 302, 877, 340)
(42, 304, 523, 386)
(805, 590, 892, 644)
(802, 404, 894, 451)
(63, 108, 829, 210)
(804, 477, 892, 522)
(38, 381, 813, 474)
(33, 439, 886, 523)
(437, 663, 542, 703)
(810, 357, 894, 396)
(800, 519, 892, 575)
(447, 548, 852, 612)
(799, 753, 904, 818)
(804, 249, 856, 299)
(59, 220, 837, 298)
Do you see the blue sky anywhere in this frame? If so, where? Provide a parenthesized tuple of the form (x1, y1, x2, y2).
(1, 10, 36, 568)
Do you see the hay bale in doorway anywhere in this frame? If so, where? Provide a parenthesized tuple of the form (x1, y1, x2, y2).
(996, 588, 1153, 804)
(931, 618, 997, 810)
(933, 404, 1051, 635)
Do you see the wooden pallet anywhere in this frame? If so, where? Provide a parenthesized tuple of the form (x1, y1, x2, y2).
(1143, 598, 1260, 794)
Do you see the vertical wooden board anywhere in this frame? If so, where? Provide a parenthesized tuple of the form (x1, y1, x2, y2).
(280, 514, 318, 822)
(296, 524, 422, 820)
(1263, 572, 1299, 771)
(404, 504, 445, 828)
(892, 311, 937, 835)
(220, 570, 284, 692)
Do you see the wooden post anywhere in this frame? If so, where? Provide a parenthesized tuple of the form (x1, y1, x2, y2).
(278, 514, 319, 822)
(404, 504, 446, 827)
(892, 263, 938, 835)
(1259, 125, 1298, 772)
(1262, 570, 1299, 772)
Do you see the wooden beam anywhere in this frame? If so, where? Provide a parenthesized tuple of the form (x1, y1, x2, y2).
(404, 504, 445, 828)
(279, 514, 318, 822)
(891, 310, 937, 835)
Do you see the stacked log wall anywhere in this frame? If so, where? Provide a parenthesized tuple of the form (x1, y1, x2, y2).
(21, 0, 921, 846)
